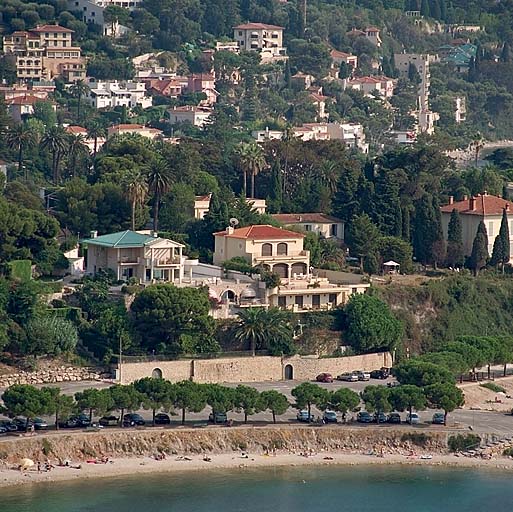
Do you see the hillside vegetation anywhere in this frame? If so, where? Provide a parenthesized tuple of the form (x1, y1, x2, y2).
(377, 275, 513, 353)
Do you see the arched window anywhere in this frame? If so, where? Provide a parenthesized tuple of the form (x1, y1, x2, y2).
(277, 243, 288, 255)
(261, 243, 273, 256)
(152, 368, 163, 379)
(273, 263, 288, 278)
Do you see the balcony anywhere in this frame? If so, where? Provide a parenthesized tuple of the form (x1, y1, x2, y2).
(254, 250, 309, 264)
(154, 257, 181, 267)
(118, 256, 141, 265)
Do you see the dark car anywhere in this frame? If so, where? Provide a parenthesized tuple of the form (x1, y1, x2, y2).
(33, 418, 48, 430)
(0, 426, 7, 435)
(432, 412, 445, 425)
(387, 412, 402, 424)
(372, 412, 388, 424)
(12, 417, 34, 431)
(370, 369, 389, 380)
(99, 415, 119, 427)
(0, 420, 18, 432)
(209, 412, 228, 424)
(154, 413, 171, 425)
(356, 411, 373, 423)
(316, 373, 334, 383)
(59, 414, 91, 428)
(123, 413, 146, 427)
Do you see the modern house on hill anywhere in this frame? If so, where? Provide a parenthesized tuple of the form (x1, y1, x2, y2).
(440, 194, 513, 262)
(81, 230, 185, 283)
(233, 22, 287, 62)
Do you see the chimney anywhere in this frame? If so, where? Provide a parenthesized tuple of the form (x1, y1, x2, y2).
(449, 196, 454, 205)
(463, 194, 468, 201)
(90, 230, 98, 238)
(469, 197, 476, 211)
(506, 204, 510, 212)
(226, 226, 234, 235)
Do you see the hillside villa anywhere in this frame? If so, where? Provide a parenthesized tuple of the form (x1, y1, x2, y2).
(81, 230, 185, 284)
(272, 213, 345, 242)
(440, 194, 513, 262)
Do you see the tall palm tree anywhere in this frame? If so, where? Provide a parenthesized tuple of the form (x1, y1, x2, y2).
(237, 142, 267, 198)
(40, 125, 68, 184)
(125, 170, 148, 230)
(146, 158, 172, 232)
(66, 133, 89, 178)
(69, 79, 88, 123)
(234, 307, 292, 356)
(86, 120, 106, 157)
(6, 123, 37, 180)
(319, 160, 339, 195)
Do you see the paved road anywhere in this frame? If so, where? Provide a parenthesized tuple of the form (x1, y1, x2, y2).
(1, 379, 512, 436)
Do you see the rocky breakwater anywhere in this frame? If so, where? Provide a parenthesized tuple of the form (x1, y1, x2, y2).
(0, 427, 449, 464)
(0, 366, 109, 388)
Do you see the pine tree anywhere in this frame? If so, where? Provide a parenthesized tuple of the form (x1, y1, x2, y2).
(446, 209, 464, 268)
(469, 221, 489, 276)
(490, 208, 510, 272)
(420, 0, 430, 17)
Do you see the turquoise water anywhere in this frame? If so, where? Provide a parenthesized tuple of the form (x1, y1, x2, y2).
(2, 466, 513, 511)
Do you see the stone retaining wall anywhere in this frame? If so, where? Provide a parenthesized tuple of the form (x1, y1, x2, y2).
(118, 352, 392, 384)
(0, 366, 107, 388)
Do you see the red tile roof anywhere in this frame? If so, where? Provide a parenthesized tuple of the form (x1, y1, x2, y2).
(31, 24, 74, 33)
(214, 225, 303, 239)
(272, 213, 343, 224)
(234, 22, 284, 30)
(309, 92, 328, 102)
(66, 125, 87, 135)
(6, 94, 52, 105)
(440, 194, 513, 216)
(366, 26, 381, 32)
(330, 49, 355, 59)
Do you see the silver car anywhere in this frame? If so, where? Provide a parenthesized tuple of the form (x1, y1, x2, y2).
(338, 372, 359, 382)
(356, 371, 370, 381)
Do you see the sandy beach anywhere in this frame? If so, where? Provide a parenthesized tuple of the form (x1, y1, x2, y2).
(2, 451, 513, 489)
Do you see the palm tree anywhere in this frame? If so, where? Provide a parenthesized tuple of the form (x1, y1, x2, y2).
(146, 158, 172, 232)
(69, 79, 88, 123)
(6, 123, 37, 180)
(319, 160, 339, 195)
(40, 125, 68, 184)
(66, 133, 89, 178)
(86, 120, 106, 157)
(233, 307, 292, 356)
(236, 142, 267, 198)
(125, 170, 148, 230)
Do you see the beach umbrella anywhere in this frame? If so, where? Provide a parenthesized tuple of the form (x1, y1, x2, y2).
(19, 458, 34, 470)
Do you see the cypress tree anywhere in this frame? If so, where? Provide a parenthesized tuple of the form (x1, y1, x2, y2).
(420, 0, 430, 17)
(402, 206, 411, 242)
(500, 42, 512, 63)
(469, 221, 489, 276)
(446, 209, 464, 268)
(413, 194, 439, 265)
(267, 165, 283, 213)
(439, 0, 447, 21)
(490, 208, 510, 272)
(429, 0, 441, 19)
(431, 196, 446, 268)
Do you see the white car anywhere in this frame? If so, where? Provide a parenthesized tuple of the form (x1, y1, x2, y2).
(406, 412, 420, 425)
(338, 372, 358, 382)
(356, 371, 370, 381)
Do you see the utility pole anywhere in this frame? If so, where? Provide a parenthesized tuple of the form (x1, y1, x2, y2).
(118, 333, 123, 384)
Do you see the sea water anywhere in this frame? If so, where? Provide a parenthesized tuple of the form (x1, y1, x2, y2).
(1, 465, 512, 511)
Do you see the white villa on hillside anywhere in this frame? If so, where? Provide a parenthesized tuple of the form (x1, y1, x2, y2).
(213, 225, 367, 312)
(81, 230, 185, 283)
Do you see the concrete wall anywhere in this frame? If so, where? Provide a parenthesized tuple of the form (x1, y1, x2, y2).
(118, 352, 392, 384)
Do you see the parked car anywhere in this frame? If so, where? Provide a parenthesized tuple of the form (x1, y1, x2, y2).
(59, 414, 91, 429)
(123, 413, 146, 427)
(387, 412, 402, 424)
(316, 373, 334, 383)
(323, 410, 338, 423)
(356, 411, 373, 423)
(387, 381, 400, 388)
(296, 410, 315, 423)
(209, 411, 228, 424)
(0, 420, 18, 432)
(356, 371, 370, 381)
(372, 412, 388, 424)
(406, 412, 421, 425)
(12, 417, 34, 431)
(33, 418, 48, 430)
(338, 372, 359, 382)
(370, 369, 389, 379)
(154, 413, 171, 425)
(0, 426, 7, 435)
(99, 415, 119, 427)
(432, 413, 445, 425)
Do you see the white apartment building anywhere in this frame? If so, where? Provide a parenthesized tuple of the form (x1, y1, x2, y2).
(233, 22, 287, 62)
(169, 105, 212, 128)
(86, 80, 153, 109)
(345, 76, 395, 99)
